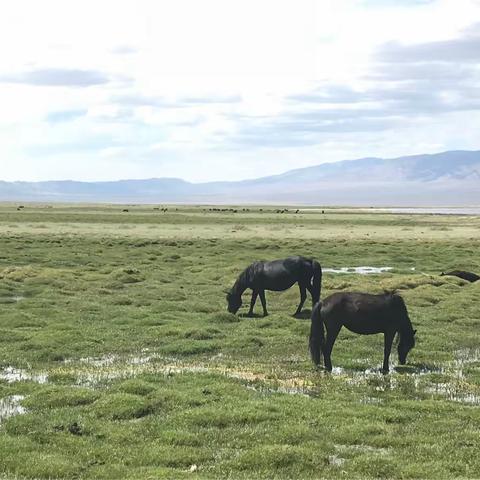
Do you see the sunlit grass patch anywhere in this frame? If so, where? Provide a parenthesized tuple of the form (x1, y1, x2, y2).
(22, 386, 99, 410)
(92, 393, 153, 420)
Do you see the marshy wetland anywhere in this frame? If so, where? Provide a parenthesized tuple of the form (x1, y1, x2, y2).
(0, 203, 480, 479)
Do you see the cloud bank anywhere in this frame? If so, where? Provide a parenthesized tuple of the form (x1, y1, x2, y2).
(0, 0, 479, 182)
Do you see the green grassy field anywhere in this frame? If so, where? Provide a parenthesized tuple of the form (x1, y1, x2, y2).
(1, 203, 480, 479)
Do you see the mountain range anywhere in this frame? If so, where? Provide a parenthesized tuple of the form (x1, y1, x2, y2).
(1, 150, 479, 205)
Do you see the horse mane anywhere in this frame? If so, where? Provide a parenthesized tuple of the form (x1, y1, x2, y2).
(388, 293, 415, 340)
(231, 261, 264, 296)
(382, 288, 398, 297)
(380, 292, 414, 347)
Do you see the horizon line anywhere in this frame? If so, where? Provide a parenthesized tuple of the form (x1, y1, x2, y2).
(1, 148, 478, 184)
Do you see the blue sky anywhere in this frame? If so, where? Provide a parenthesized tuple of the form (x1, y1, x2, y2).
(1, 0, 479, 182)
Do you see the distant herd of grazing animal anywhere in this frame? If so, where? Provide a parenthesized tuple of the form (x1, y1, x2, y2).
(226, 256, 479, 374)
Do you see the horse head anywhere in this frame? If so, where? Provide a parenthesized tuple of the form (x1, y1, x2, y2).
(225, 289, 242, 314)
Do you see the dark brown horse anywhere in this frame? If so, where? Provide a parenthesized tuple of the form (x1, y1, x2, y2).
(441, 270, 479, 283)
(226, 256, 322, 317)
(309, 292, 416, 373)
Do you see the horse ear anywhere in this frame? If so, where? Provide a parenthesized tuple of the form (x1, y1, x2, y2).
(413, 329, 417, 335)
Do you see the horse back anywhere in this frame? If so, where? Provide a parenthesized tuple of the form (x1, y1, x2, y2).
(443, 270, 479, 282)
(322, 292, 407, 334)
(283, 256, 316, 277)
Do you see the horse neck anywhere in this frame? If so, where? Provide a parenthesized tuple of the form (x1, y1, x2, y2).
(231, 276, 248, 297)
(398, 314, 414, 339)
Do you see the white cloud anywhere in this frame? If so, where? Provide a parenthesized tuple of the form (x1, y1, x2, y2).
(0, 0, 479, 181)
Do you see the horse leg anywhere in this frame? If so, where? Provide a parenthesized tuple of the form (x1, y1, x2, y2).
(382, 330, 396, 374)
(259, 290, 268, 316)
(306, 283, 314, 307)
(323, 322, 341, 372)
(294, 283, 307, 315)
(247, 290, 258, 317)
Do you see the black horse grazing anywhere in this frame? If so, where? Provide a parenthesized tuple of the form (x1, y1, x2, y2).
(441, 270, 479, 283)
(309, 292, 416, 373)
(226, 256, 322, 317)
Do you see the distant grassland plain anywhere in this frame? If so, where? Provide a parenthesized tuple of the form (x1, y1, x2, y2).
(0, 203, 480, 479)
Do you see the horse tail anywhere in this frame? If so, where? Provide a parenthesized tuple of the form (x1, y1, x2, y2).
(309, 301, 324, 366)
(311, 260, 322, 304)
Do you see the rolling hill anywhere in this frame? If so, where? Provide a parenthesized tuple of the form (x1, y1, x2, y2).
(1, 150, 479, 205)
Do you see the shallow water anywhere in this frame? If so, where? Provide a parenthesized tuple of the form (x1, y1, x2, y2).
(360, 396, 384, 404)
(246, 383, 315, 397)
(327, 363, 480, 403)
(0, 367, 48, 384)
(335, 444, 389, 455)
(3, 351, 479, 404)
(454, 348, 480, 365)
(425, 382, 480, 405)
(65, 354, 476, 402)
(0, 295, 25, 304)
(61, 353, 322, 396)
(0, 395, 26, 423)
(328, 455, 345, 467)
(323, 266, 393, 274)
(368, 207, 480, 215)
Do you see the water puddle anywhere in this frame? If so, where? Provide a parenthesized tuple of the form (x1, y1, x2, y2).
(367, 207, 480, 216)
(72, 354, 468, 401)
(0, 295, 25, 304)
(0, 367, 48, 384)
(245, 379, 319, 397)
(327, 362, 480, 404)
(425, 382, 480, 405)
(65, 354, 118, 368)
(331, 363, 444, 377)
(0, 395, 26, 424)
(64, 353, 210, 385)
(335, 444, 389, 455)
(454, 348, 480, 365)
(445, 349, 480, 380)
(60, 353, 322, 397)
(331, 366, 387, 388)
(328, 455, 346, 467)
(3, 350, 479, 404)
(359, 396, 384, 404)
(323, 267, 393, 274)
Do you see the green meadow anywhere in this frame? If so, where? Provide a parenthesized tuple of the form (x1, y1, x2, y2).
(1, 203, 480, 479)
